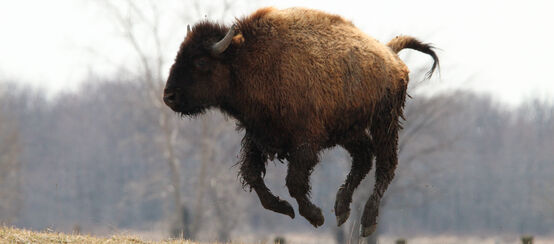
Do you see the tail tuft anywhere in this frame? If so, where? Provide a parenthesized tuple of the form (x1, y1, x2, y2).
(387, 36, 439, 79)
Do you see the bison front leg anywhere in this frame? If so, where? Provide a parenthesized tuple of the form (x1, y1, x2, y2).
(360, 114, 400, 237)
(285, 144, 324, 227)
(335, 132, 374, 226)
(239, 135, 294, 219)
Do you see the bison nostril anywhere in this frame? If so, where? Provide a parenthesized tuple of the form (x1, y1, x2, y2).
(163, 92, 176, 105)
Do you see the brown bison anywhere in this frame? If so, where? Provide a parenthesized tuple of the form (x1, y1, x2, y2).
(163, 7, 438, 236)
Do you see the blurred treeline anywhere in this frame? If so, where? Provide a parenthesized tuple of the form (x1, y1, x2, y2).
(1, 79, 553, 241)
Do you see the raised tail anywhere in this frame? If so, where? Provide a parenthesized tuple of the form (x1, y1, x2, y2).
(387, 36, 439, 79)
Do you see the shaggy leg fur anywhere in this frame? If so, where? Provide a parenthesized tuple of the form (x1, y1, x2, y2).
(335, 132, 374, 226)
(360, 103, 401, 237)
(285, 144, 324, 227)
(239, 135, 295, 219)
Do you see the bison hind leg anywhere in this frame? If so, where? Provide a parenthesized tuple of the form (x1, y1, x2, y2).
(335, 132, 374, 226)
(360, 99, 402, 237)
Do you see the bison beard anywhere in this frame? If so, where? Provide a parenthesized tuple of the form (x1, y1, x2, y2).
(163, 7, 439, 236)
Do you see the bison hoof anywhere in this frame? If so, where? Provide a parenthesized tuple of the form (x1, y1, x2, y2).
(360, 224, 377, 237)
(299, 205, 324, 227)
(336, 210, 350, 226)
(272, 198, 295, 219)
(334, 187, 351, 226)
(360, 200, 379, 235)
(279, 199, 295, 219)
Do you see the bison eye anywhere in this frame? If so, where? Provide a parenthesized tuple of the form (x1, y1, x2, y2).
(193, 57, 209, 71)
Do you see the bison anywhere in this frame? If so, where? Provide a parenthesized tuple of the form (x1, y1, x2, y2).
(163, 7, 439, 236)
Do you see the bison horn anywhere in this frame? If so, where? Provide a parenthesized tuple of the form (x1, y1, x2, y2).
(211, 24, 236, 55)
(187, 25, 191, 36)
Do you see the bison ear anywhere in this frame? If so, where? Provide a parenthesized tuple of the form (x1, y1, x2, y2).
(232, 33, 245, 46)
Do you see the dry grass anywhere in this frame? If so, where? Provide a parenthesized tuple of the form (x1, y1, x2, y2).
(0, 226, 223, 244)
(380, 235, 554, 244)
(4, 226, 553, 244)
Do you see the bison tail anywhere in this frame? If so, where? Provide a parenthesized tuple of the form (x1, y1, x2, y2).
(387, 36, 439, 79)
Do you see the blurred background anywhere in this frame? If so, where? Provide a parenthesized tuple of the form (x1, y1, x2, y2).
(0, 0, 553, 243)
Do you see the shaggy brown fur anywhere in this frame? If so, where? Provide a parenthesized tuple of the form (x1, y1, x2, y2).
(163, 7, 439, 236)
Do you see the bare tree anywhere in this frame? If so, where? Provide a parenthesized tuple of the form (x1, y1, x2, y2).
(96, 0, 256, 240)
(0, 91, 22, 224)
(98, 0, 186, 236)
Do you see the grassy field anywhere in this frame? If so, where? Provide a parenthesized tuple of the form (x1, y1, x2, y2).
(0, 226, 216, 244)
(2, 226, 553, 244)
(0, 226, 332, 244)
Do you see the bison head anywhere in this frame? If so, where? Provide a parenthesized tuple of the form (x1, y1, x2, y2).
(163, 23, 237, 116)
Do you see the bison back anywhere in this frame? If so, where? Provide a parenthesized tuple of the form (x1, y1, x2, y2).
(235, 7, 409, 144)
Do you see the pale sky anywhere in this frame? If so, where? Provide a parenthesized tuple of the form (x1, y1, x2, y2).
(1, 0, 553, 106)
